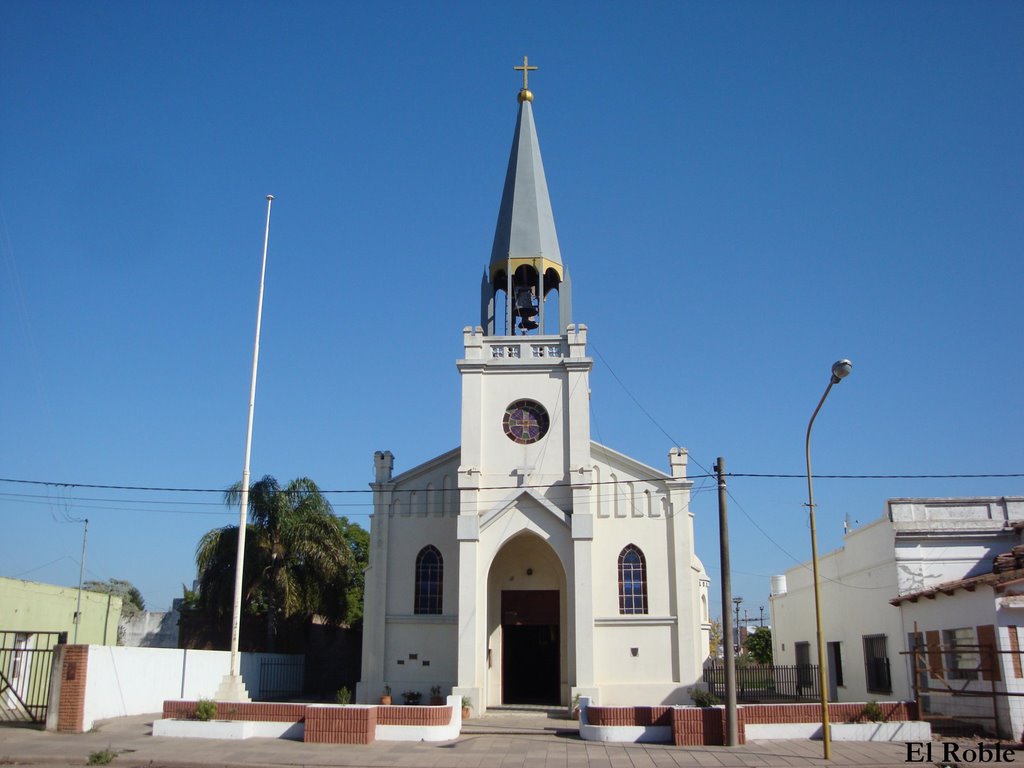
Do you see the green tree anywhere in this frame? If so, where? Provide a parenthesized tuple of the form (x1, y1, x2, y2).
(195, 476, 358, 651)
(743, 626, 773, 664)
(707, 618, 723, 660)
(84, 578, 145, 619)
(336, 516, 369, 626)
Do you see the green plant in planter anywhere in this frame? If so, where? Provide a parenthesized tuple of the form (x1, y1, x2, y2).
(402, 690, 422, 705)
(688, 687, 720, 707)
(862, 700, 885, 722)
(336, 686, 352, 705)
(194, 698, 217, 721)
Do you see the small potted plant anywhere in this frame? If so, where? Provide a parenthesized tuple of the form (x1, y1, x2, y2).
(379, 684, 392, 706)
(429, 685, 444, 705)
(335, 686, 351, 705)
(570, 693, 581, 721)
(402, 690, 422, 705)
(461, 696, 472, 720)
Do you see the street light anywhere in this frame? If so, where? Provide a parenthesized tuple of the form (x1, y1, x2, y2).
(733, 596, 743, 651)
(806, 358, 852, 761)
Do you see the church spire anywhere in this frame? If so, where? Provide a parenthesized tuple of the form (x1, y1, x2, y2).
(481, 58, 572, 337)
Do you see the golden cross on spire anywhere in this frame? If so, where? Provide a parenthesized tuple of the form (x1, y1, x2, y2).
(514, 55, 538, 91)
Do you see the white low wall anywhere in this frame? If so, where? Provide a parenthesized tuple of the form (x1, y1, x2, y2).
(577, 696, 932, 745)
(152, 719, 304, 740)
(376, 696, 462, 742)
(745, 723, 822, 740)
(150, 697, 463, 743)
(830, 721, 931, 742)
(78, 646, 301, 731)
(744, 721, 931, 742)
(578, 697, 671, 744)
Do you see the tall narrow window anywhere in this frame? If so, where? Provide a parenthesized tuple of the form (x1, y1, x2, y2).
(863, 634, 892, 694)
(415, 545, 443, 614)
(828, 641, 844, 687)
(618, 544, 648, 614)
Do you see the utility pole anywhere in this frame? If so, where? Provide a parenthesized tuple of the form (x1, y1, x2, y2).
(715, 458, 738, 747)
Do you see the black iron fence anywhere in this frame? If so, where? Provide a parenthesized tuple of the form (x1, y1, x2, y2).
(0, 631, 66, 723)
(258, 655, 304, 700)
(703, 661, 821, 703)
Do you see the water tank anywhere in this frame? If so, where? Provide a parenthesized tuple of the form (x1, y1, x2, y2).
(771, 574, 787, 596)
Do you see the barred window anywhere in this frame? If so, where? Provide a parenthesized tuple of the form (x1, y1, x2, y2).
(415, 545, 443, 615)
(618, 544, 648, 615)
(863, 634, 892, 694)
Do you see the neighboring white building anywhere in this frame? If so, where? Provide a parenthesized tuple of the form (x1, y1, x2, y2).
(891, 543, 1024, 740)
(770, 496, 1024, 735)
(356, 82, 710, 712)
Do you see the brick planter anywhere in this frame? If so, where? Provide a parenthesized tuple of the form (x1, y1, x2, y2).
(305, 705, 377, 745)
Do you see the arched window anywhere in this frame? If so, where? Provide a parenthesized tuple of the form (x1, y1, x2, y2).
(618, 544, 648, 615)
(415, 545, 443, 614)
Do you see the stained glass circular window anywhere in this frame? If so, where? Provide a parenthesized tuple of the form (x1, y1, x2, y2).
(502, 399, 550, 444)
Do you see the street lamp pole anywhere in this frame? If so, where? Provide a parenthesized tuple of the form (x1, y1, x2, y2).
(806, 358, 852, 761)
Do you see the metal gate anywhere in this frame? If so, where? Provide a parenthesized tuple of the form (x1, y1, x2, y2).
(0, 631, 66, 724)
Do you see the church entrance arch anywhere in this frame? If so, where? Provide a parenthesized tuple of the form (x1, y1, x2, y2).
(486, 533, 566, 706)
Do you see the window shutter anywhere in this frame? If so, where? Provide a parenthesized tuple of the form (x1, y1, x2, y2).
(1010, 626, 1023, 679)
(926, 630, 943, 678)
(976, 624, 1001, 682)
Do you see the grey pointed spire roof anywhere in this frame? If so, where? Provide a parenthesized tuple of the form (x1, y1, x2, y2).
(488, 98, 563, 282)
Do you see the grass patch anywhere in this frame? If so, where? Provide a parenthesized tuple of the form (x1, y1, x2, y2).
(87, 746, 116, 765)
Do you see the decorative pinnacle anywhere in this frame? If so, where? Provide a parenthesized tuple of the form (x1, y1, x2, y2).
(514, 55, 537, 102)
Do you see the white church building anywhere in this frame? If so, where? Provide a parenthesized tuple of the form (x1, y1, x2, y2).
(356, 75, 710, 713)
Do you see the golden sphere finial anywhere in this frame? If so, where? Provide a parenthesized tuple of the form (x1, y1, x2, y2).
(518, 88, 534, 104)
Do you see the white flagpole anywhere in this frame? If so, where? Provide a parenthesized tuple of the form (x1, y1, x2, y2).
(217, 194, 273, 702)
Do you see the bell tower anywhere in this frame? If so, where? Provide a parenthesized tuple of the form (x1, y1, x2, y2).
(481, 58, 573, 336)
(455, 62, 595, 712)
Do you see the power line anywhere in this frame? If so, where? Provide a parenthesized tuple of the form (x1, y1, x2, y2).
(0, 470, 1020, 497)
(0, 474, 716, 494)
(0, 491, 372, 509)
(732, 473, 1024, 479)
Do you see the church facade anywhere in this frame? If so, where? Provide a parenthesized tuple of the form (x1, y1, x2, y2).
(357, 78, 710, 712)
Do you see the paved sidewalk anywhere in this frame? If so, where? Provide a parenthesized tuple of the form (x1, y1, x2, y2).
(0, 710, 924, 767)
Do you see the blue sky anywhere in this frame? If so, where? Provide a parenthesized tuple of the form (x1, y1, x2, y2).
(1, 2, 1021, 622)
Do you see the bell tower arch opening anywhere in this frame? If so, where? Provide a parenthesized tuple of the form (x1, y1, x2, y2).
(485, 532, 567, 706)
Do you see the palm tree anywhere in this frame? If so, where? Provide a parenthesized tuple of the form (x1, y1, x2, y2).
(195, 475, 354, 651)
